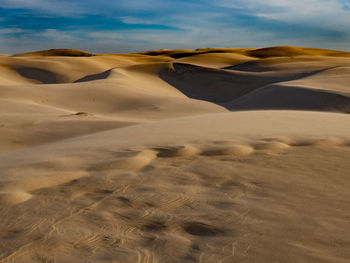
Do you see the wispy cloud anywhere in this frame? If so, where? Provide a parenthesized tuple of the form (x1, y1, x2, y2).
(215, 0, 350, 29)
(0, 28, 24, 34)
(119, 16, 158, 25)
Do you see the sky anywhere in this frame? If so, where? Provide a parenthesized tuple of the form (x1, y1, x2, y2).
(1, 0, 350, 54)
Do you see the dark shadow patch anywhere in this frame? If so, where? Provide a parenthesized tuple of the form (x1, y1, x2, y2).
(169, 50, 227, 59)
(191, 243, 200, 251)
(140, 50, 228, 59)
(153, 147, 178, 158)
(144, 202, 155, 207)
(74, 111, 89, 116)
(223, 60, 273, 72)
(290, 140, 318, 147)
(159, 63, 335, 109)
(66, 179, 79, 185)
(142, 220, 167, 232)
(225, 84, 350, 112)
(159, 63, 263, 104)
(75, 69, 112, 83)
(117, 196, 132, 206)
(2, 229, 24, 239)
(59, 111, 90, 117)
(183, 222, 225, 236)
(95, 189, 114, 194)
(16, 67, 62, 84)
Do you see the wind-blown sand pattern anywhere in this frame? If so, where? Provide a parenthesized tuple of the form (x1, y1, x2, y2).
(0, 46, 350, 262)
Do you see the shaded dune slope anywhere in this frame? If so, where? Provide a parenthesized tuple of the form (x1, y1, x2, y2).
(225, 84, 350, 112)
(15, 67, 64, 84)
(159, 62, 343, 105)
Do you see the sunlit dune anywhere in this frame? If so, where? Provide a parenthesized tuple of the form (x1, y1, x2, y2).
(13, 49, 95, 57)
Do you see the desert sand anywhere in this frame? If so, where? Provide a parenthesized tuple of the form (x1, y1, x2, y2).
(0, 46, 349, 262)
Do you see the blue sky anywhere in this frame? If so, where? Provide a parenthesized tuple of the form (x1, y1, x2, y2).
(1, 0, 350, 54)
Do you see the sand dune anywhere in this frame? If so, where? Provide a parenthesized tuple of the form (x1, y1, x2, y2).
(0, 47, 350, 262)
(13, 49, 95, 57)
(246, 46, 350, 58)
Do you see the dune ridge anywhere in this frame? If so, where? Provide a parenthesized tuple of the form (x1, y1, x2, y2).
(13, 49, 95, 57)
(0, 46, 350, 262)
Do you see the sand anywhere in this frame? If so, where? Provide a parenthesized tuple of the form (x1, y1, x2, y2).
(0, 46, 349, 262)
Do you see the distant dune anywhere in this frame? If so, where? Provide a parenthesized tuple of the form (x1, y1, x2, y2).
(142, 46, 350, 59)
(0, 46, 349, 263)
(13, 49, 95, 57)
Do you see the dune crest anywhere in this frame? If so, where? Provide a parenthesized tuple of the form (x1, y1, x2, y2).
(13, 49, 95, 57)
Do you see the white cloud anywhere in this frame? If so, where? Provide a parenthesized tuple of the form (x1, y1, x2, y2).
(38, 29, 78, 41)
(119, 16, 158, 25)
(0, 28, 24, 34)
(88, 31, 122, 40)
(216, 0, 350, 30)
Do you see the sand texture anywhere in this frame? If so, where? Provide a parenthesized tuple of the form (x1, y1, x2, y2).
(0, 46, 350, 262)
